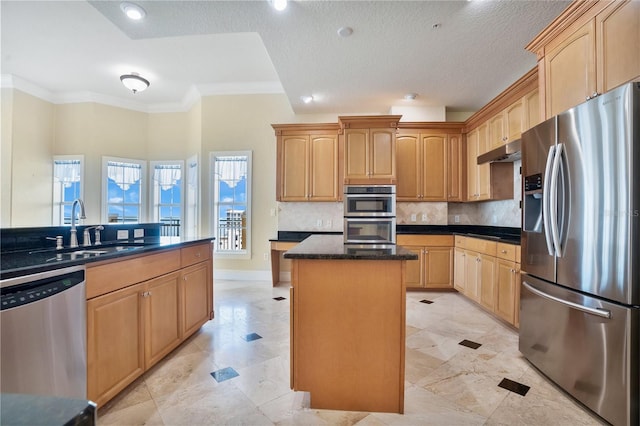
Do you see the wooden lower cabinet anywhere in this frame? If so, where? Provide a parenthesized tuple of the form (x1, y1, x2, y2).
(455, 236, 521, 327)
(495, 259, 521, 325)
(87, 282, 145, 407)
(181, 262, 211, 337)
(144, 272, 182, 369)
(397, 235, 453, 289)
(87, 243, 214, 407)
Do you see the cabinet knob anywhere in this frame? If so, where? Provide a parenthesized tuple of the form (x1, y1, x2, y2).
(196, 252, 201, 257)
(501, 249, 507, 254)
(424, 250, 429, 254)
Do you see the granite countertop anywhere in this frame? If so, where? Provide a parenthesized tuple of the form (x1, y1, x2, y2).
(0, 236, 214, 280)
(0, 393, 96, 425)
(283, 235, 418, 260)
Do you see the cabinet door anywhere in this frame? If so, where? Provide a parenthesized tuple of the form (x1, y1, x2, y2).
(479, 254, 497, 311)
(144, 272, 181, 369)
(495, 259, 517, 324)
(181, 262, 211, 337)
(344, 129, 369, 180)
(280, 135, 309, 201)
(524, 89, 540, 131)
(596, 0, 640, 94)
(506, 99, 524, 143)
(545, 20, 596, 117)
(370, 128, 395, 179)
(404, 245, 424, 288)
(488, 113, 506, 150)
(464, 251, 480, 302)
(424, 247, 453, 289)
(447, 134, 465, 202)
(454, 248, 466, 292)
(396, 134, 421, 200)
(309, 135, 339, 201)
(466, 129, 479, 201)
(422, 134, 447, 201)
(87, 282, 145, 406)
(476, 124, 490, 200)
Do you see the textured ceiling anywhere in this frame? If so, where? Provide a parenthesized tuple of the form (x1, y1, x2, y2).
(1, 0, 570, 114)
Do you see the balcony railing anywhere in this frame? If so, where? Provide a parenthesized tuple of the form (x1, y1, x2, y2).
(217, 218, 245, 251)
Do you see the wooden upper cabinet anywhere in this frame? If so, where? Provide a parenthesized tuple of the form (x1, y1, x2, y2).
(340, 115, 400, 184)
(524, 89, 540, 130)
(466, 128, 479, 201)
(422, 134, 447, 201)
(273, 124, 341, 202)
(545, 20, 596, 117)
(505, 99, 524, 142)
(527, 0, 638, 119)
(596, 0, 640, 94)
(488, 112, 506, 150)
(396, 133, 421, 200)
(447, 133, 465, 202)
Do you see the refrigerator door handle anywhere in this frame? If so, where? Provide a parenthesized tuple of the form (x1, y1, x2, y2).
(522, 281, 612, 319)
(549, 143, 564, 257)
(542, 145, 556, 256)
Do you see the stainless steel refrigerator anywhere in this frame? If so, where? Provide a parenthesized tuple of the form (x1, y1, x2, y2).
(520, 81, 639, 426)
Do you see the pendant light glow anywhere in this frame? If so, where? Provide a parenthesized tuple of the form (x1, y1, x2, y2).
(120, 73, 150, 94)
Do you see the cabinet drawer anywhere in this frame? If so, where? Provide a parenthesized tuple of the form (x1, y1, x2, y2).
(454, 235, 466, 248)
(181, 243, 211, 268)
(465, 237, 497, 257)
(396, 234, 453, 247)
(87, 250, 181, 299)
(496, 243, 517, 261)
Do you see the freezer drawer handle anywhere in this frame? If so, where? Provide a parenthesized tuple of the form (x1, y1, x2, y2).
(522, 281, 612, 319)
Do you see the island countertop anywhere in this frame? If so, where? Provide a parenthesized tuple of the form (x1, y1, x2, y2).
(283, 235, 418, 260)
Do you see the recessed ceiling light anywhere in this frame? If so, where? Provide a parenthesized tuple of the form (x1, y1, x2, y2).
(301, 95, 314, 104)
(337, 27, 353, 38)
(432, 23, 441, 29)
(404, 93, 418, 101)
(271, 0, 287, 11)
(120, 2, 146, 20)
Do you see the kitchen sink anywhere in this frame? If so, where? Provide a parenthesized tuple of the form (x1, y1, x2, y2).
(43, 245, 143, 262)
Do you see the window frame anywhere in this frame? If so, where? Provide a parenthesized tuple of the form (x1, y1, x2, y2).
(52, 154, 84, 226)
(184, 154, 200, 239)
(210, 150, 252, 259)
(149, 160, 184, 237)
(101, 156, 147, 224)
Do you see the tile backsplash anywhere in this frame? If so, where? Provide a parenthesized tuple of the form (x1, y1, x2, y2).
(277, 202, 343, 231)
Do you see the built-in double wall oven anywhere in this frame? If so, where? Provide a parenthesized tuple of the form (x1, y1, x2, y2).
(343, 185, 396, 245)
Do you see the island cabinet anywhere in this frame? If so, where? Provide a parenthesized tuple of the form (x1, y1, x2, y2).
(526, 0, 640, 119)
(339, 115, 400, 184)
(286, 235, 416, 414)
(86, 242, 213, 407)
(273, 123, 341, 202)
(396, 234, 453, 289)
(454, 236, 521, 328)
(395, 123, 464, 202)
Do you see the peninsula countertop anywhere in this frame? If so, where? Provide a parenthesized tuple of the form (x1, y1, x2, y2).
(283, 235, 418, 260)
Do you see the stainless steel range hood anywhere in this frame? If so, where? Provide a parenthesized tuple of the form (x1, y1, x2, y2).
(477, 139, 521, 164)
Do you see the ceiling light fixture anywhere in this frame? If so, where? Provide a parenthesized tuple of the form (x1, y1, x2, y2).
(120, 73, 150, 94)
(120, 2, 146, 20)
(404, 93, 418, 101)
(271, 0, 288, 11)
(337, 27, 353, 38)
(301, 95, 314, 104)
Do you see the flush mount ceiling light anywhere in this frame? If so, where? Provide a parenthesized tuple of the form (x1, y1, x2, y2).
(271, 0, 287, 11)
(120, 73, 150, 94)
(404, 93, 418, 101)
(337, 26, 353, 37)
(300, 95, 314, 104)
(120, 2, 146, 20)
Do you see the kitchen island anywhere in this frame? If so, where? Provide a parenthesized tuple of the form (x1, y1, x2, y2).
(284, 235, 417, 414)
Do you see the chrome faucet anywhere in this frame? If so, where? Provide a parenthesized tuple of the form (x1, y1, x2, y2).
(70, 198, 86, 248)
(82, 225, 104, 247)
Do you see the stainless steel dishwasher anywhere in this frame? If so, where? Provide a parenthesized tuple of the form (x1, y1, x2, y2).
(1, 265, 87, 399)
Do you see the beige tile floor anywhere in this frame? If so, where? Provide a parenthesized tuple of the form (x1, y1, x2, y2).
(98, 280, 605, 425)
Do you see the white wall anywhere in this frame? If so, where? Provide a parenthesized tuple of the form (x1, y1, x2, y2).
(1, 88, 14, 227)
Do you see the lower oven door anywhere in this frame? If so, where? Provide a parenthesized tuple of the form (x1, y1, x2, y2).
(344, 217, 396, 244)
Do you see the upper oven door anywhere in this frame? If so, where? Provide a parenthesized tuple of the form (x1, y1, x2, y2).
(344, 192, 396, 217)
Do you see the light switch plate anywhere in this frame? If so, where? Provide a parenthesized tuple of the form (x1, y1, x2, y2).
(410, 214, 417, 222)
(117, 230, 128, 240)
(134, 229, 144, 238)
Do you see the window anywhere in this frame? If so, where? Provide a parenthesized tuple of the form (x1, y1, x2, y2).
(211, 151, 251, 257)
(184, 155, 199, 239)
(52, 155, 84, 225)
(150, 161, 183, 237)
(102, 157, 146, 224)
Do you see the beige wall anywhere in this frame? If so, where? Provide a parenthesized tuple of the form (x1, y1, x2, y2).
(1, 88, 14, 227)
(9, 91, 55, 226)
